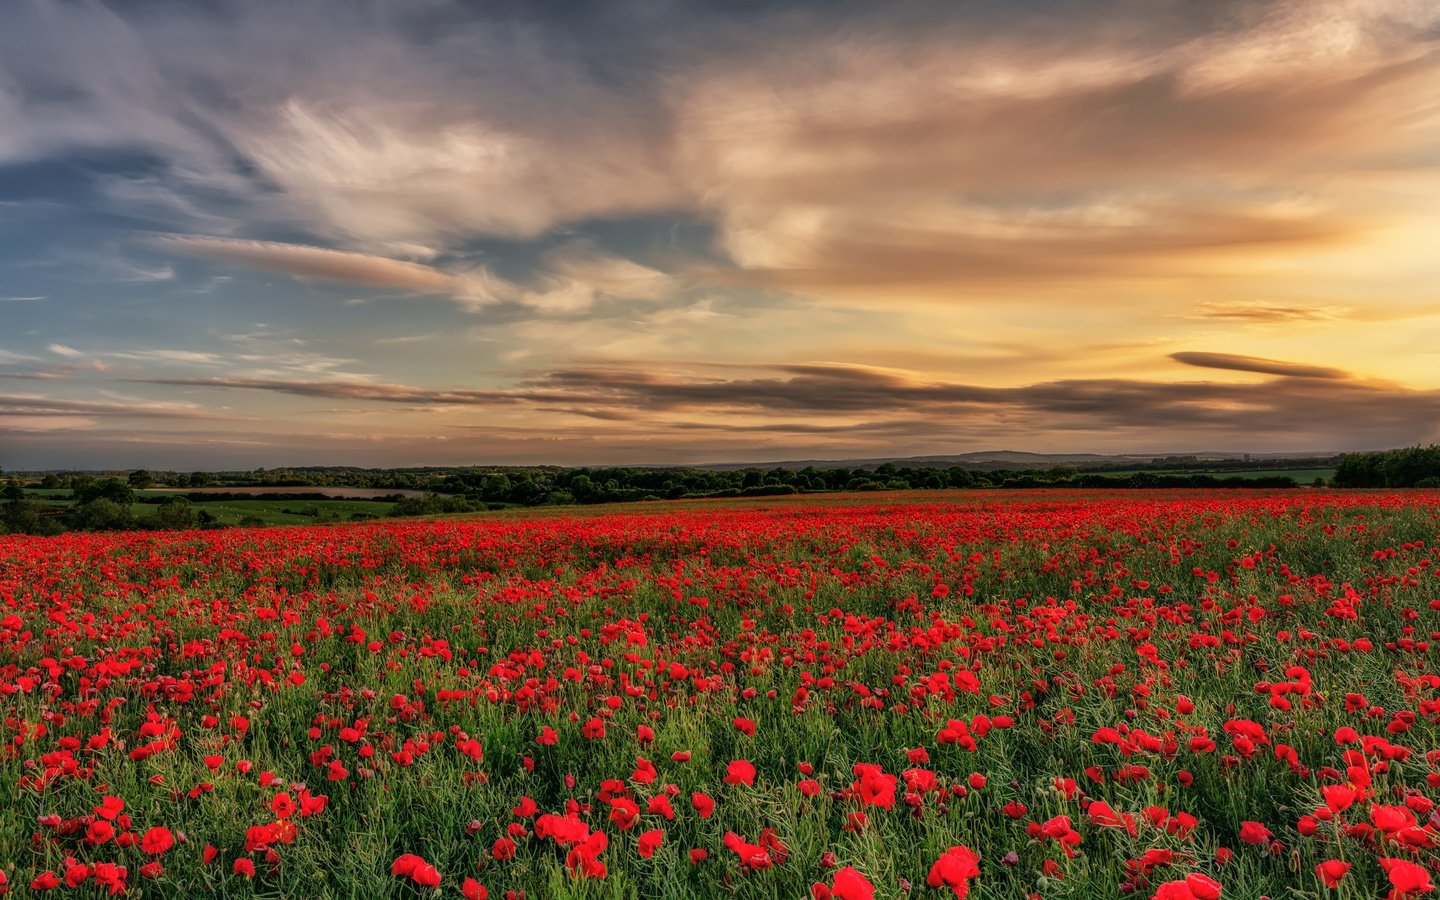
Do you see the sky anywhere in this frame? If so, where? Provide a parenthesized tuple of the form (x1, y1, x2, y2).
(2, 0, 1439, 470)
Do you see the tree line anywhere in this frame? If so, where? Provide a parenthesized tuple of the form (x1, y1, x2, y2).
(2, 462, 1323, 536)
(1332, 446, 1440, 488)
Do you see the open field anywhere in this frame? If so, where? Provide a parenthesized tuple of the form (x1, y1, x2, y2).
(20, 489, 399, 527)
(3, 490, 1440, 898)
(153, 498, 397, 526)
(1090, 469, 1337, 483)
(143, 486, 430, 499)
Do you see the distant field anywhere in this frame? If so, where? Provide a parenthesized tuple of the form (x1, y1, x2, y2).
(20, 489, 397, 525)
(166, 498, 397, 525)
(144, 485, 428, 498)
(1091, 467, 1335, 482)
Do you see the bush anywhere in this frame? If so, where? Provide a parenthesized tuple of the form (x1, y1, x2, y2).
(69, 498, 133, 531)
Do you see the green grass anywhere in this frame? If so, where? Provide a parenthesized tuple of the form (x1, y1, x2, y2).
(18, 489, 396, 524)
(159, 498, 397, 525)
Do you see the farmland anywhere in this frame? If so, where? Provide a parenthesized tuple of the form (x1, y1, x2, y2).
(3, 490, 1440, 898)
(17, 489, 401, 528)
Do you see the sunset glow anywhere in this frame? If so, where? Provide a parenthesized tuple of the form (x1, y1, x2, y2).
(2, 0, 1439, 467)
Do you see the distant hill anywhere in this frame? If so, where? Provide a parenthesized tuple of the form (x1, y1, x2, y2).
(697, 449, 1343, 472)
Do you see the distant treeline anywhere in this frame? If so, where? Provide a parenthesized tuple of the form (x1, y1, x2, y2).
(1332, 446, 1440, 488)
(175, 491, 407, 503)
(363, 465, 1309, 512)
(1, 463, 1322, 536)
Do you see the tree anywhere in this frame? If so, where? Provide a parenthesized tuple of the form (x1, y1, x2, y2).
(74, 479, 137, 507)
(569, 475, 596, 501)
(127, 469, 155, 490)
(2, 499, 63, 536)
(152, 497, 197, 530)
(1, 478, 24, 502)
(70, 498, 133, 531)
(480, 473, 512, 501)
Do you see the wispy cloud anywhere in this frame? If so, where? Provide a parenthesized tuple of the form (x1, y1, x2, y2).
(3, 0, 1439, 465)
(146, 233, 680, 313)
(1169, 351, 1349, 380)
(129, 354, 1440, 450)
(149, 235, 468, 294)
(1185, 301, 1350, 323)
(6, 0, 1434, 305)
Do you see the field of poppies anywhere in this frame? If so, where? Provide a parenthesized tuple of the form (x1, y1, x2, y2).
(4, 490, 1440, 899)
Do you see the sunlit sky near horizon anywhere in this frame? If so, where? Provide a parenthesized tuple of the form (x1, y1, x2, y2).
(2, 0, 1440, 470)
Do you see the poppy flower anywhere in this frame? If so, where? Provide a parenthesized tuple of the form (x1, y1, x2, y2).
(31, 872, 62, 891)
(1316, 860, 1351, 888)
(141, 826, 175, 855)
(638, 829, 664, 859)
(814, 866, 876, 900)
(927, 845, 981, 898)
(725, 760, 756, 786)
(608, 797, 640, 831)
(391, 853, 441, 887)
(565, 832, 609, 879)
(1382, 858, 1435, 898)
(492, 837, 517, 860)
(94, 796, 125, 821)
(462, 878, 488, 900)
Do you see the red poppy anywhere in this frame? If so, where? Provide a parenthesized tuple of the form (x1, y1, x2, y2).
(1316, 860, 1351, 888)
(140, 826, 174, 855)
(462, 877, 488, 900)
(927, 845, 981, 898)
(725, 759, 756, 786)
(638, 829, 664, 859)
(391, 853, 441, 888)
(814, 866, 876, 900)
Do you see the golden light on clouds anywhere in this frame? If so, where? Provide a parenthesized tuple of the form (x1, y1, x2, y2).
(0, 0, 1438, 466)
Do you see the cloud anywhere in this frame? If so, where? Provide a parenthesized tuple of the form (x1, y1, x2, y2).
(0, 393, 217, 420)
(1169, 352, 1350, 379)
(47, 344, 84, 358)
(669, 0, 1440, 301)
(1186, 302, 1349, 323)
(146, 233, 680, 313)
(135, 377, 518, 407)
(521, 242, 678, 312)
(148, 235, 466, 294)
(4, 0, 1440, 466)
(703, 197, 1357, 297)
(0, 1, 681, 253)
(5, 0, 1434, 307)
(131, 358, 1440, 450)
